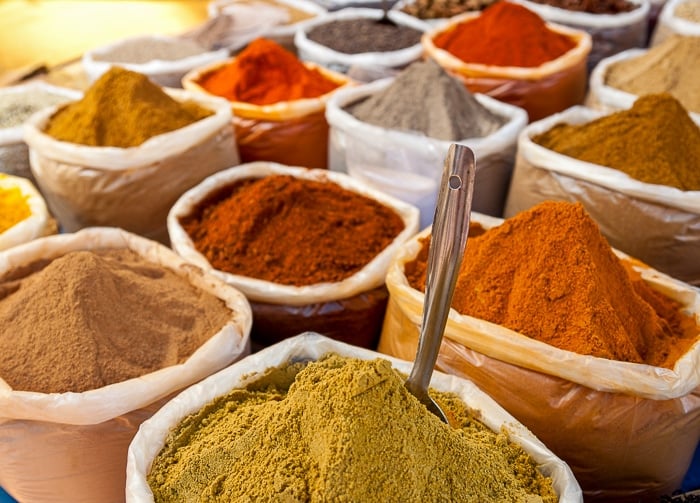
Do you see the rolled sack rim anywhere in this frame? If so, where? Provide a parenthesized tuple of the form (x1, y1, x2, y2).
(182, 57, 355, 120)
(125, 333, 583, 503)
(0, 227, 253, 424)
(386, 220, 700, 399)
(422, 13, 593, 80)
(517, 106, 700, 213)
(21, 88, 234, 171)
(167, 161, 421, 306)
(0, 174, 51, 251)
(509, 0, 650, 29)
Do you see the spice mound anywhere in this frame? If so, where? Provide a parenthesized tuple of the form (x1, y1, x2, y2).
(433, 1, 577, 67)
(44, 66, 213, 148)
(197, 38, 340, 105)
(532, 93, 700, 190)
(0, 175, 30, 234)
(405, 201, 699, 367)
(0, 248, 232, 393)
(306, 18, 423, 54)
(527, 0, 637, 14)
(605, 36, 700, 114)
(346, 59, 506, 141)
(402, 0, 497, 20)
(147, 354, 557, 502)
(0, 88, 73, 129)
(180, 174, 406, 285)
(93, 37, 208, 64)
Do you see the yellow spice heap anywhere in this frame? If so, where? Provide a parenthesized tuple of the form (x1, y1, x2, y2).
(0, 176, 30, 233)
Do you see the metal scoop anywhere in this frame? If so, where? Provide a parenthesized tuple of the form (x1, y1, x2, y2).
(404, 144, 476, 423)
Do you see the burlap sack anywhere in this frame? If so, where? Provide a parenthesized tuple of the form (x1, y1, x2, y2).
(182, 58, 352, 170)
(325, 78, 528, 227)
(23, 89, 239, 243)
(0, 227, 252, 503)
(504, 106, 700, 286)
(0, 174, 57, 251)
(378, 215, 700, 502)
(125, 332, 583, 502)
(423, 14, 592, 121)
(510, 0, 649, 72)
(168, 162, 420, 349)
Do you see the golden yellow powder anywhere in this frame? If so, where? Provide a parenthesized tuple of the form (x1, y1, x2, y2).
(0, 180, 30, 233)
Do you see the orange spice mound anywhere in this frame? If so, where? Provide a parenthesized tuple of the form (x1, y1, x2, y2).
(197, 38, 340, 105)
(433, 1, 577, 67)
(405, 201, 698, 368)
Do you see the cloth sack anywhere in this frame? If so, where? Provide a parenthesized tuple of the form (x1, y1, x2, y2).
(182, 59, 351, 170)
(294, 8, 431, 76)
(378, 215, 700, 501)
(125, 332, 583, 502)
(325, 78, 528, 228)
(651, 0, 700, 44)
(0, 81, 81, 185)
(504, 106, 700, 286)
(24, 88, 239, 243)
(510, 0, 649, 72)
(0, 227, 252, 503)
(168, 161, 420, 349)
(82, 35, 229, 88)
(0, 174, 56, 251)
(423, 13, 592, 121)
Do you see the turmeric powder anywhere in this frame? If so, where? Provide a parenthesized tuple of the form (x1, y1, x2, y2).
(0, 176, 30, 233)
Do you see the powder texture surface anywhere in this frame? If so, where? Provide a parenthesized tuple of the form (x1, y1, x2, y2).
(0, 248, 232, 393)
(148, 354, 557, 502)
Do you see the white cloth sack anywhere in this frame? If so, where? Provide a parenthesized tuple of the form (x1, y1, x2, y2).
(586, 48, 700, 120)
(0, 227, 252, 503)
(82, 35, 229, 88)
(325, 78, 528, 228)
(510, 0, 649, 71)
(24, 88, 239, 243)
(0, 173, 56, 251)
(125, 332, 583, 502)
(504, 106, 700, 286)
(168, 161, 420, 306)
(651, 0, 700, 44)
(0, 81, 81, 183)
(294, 8, 431, 75)
(378, 214, 700, 500)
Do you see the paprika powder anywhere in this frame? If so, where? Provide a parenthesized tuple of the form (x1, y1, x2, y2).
(196, 38, 340, 105)
(405, 201, 698, 368)
(179, 174, 406, 286)
(432, 1, 577, 67)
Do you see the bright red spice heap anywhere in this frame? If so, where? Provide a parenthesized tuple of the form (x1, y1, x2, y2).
(433, 1, 577, 67)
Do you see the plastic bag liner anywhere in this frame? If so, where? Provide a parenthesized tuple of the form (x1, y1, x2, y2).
(0, 227, 252, 503)
(504, 106, 700, 286)
(125, 332, 583, 502)
(0, 82, 81, 184)
(168, 162, 420, 348)
(82, 35, 230, 88)
(23, 88, 239, 243)
(377, 215, 700, 501)
(0, 174, 57, 251)
(182, 59, 352, 170)
(651, 0, 700, 45)
(586, 48, 700, 120)
(423, 15, 592, 122)
(510, 0, 649, 72)
(294, 8, 432, 75)
(325, 78, 528, 228)
(207, 0, 327, 51)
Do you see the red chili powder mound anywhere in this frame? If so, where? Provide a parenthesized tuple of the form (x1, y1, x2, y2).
(197, 38, 340, 105)
(433, 1, 577, 67)
(180, 174, 406, 286)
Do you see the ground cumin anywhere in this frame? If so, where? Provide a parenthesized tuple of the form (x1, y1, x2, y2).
(0, 248, 232, 393)
(532, 93, 700, 191)
(44, 66, 213, 148)
(147, 354, 557, 502)
(179, 174, 406, 286)
(405, 201, 699, 368)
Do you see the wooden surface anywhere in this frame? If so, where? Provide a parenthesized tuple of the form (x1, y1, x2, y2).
(0, 0, 209, 77)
